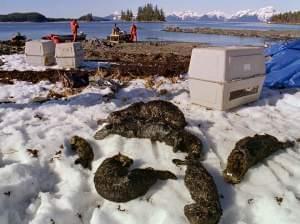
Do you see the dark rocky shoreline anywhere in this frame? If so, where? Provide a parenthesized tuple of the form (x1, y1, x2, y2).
(163, 26, 300, 40)
(0, 40, 206, 82)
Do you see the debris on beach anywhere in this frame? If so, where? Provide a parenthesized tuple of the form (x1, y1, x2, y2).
(224, 134, 295, 184)
(0, 69, 93, 84)
(61, 72, 89, 89)
(94, 153, 177, 202)
(0, 40, 25, 55)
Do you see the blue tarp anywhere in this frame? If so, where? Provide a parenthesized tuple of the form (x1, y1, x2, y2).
(265, 39, 300, 89)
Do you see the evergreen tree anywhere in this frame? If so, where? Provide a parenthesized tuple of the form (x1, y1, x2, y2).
(136, 4, 165, 21)
(121, 9, 134, 21)
(271, 11, 300, 24)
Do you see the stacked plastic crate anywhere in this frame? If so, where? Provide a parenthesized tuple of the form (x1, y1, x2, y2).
(55, 42, 84, 69)
(188, 46, 266, 110)
(25, 40, 55, 66)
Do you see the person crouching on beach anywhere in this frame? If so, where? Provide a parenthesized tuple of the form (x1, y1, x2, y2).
(70, 19, 79, 42)
(130, 23, 137, 42)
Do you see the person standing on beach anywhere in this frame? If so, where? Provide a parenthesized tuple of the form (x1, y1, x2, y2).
(112, 23, 121, 35)
(130, 23, 137, 42)
(70, 19, 79, 42)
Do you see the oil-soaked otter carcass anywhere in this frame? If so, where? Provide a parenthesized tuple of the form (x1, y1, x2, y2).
(94, 153, 177, 202)
(94, 100, 223, 224)
(223, 134, 295, 184)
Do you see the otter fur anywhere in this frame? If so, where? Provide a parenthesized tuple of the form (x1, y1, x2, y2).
(224, 134, 295, 184)
(94, 154, 177, 202)
(94, 121, 202, 160)
(70, 136, 94, 170)
(106, 100, 187, 129)
(173, 159, 222, 224)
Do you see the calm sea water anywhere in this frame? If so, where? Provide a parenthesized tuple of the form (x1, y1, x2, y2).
(0, 21, 300, 46)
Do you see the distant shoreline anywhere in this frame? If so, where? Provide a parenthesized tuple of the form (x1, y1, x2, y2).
(163, 26, 300, 40)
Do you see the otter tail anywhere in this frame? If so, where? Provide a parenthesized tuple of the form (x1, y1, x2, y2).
(94, 125, 113, 140)
(281, 140, 295, 149)
(155, 170, 177, 180)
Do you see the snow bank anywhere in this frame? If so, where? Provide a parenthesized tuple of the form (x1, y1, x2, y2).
(0, 59, 299, 224)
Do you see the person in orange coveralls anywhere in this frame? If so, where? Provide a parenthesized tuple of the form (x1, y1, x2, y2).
(130, 23, 137, 42)
(70, 19, 79, 42)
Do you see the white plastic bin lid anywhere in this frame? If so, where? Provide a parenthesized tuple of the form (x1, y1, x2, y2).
(188, 46, 265, 82)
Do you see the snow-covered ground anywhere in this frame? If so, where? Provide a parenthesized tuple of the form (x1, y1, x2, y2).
(0, 55, 300, 224)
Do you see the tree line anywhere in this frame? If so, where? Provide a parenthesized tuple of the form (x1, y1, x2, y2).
(270, 11, 300, 24)
(0, 12, 109, 22)
(121, 4, 165, 22)
(0, 12, 49, 22)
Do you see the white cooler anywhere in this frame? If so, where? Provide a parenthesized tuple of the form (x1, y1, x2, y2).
(188, 46, 266, 110)
(55, 42, 84, 68)
(25, 40, 55, 66)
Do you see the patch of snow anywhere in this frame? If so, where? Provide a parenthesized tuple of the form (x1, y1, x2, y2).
(0, 55, 299, 224)
(0, 54, 107, 71)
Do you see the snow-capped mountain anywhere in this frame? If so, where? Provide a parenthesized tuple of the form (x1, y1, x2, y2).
(104, 11, 121, 21)
(167, 10, 202, 21)
(166, 10, 226, 21)
(201, 10, 227, 21)
(229, 6, 277, 22)
(166, 6, 278, 22)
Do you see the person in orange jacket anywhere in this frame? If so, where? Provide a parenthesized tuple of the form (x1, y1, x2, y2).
(130, 23, 137, 42)
(70, 19, 79, 42)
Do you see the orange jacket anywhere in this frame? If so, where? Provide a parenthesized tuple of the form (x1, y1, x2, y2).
(70, 20, 79, 33)
(130, 24, 137, 35)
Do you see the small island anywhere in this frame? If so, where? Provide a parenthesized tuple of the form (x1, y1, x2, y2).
(121, 3, 165, 22)
(0, 12, 108, 22)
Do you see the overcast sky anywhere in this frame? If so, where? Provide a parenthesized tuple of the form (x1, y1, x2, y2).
(1, 0, 299, 17)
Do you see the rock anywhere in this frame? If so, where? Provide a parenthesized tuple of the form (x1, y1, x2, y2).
(223, 134, 295, 184)
(0, 59, 4, 66)
(94, 153, 177, 202)
(70, 136, 94, 170)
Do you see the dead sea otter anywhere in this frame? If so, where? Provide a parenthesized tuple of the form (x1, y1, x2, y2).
(94, 154, 177, 202)
(105, 100, 187, 129)
(94, 121, 202, 160)
(94, 100, 222, 224)
(174, 159, 222, 224)
(224, 134, 295, 184)
(70, 136, 94, 170)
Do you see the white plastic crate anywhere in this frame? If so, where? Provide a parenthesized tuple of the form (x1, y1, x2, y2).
(189, 75, 265, 110)
(26, 55, 55, 66)
(56, 57, 82, 69)
(55, 42, 84, 58)
(189, 46, 265, 82)
(25, 40, 55, 56)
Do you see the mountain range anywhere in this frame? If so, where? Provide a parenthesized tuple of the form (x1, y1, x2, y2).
(165, 6, 277, 22)
(107, 6, 278, 23)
